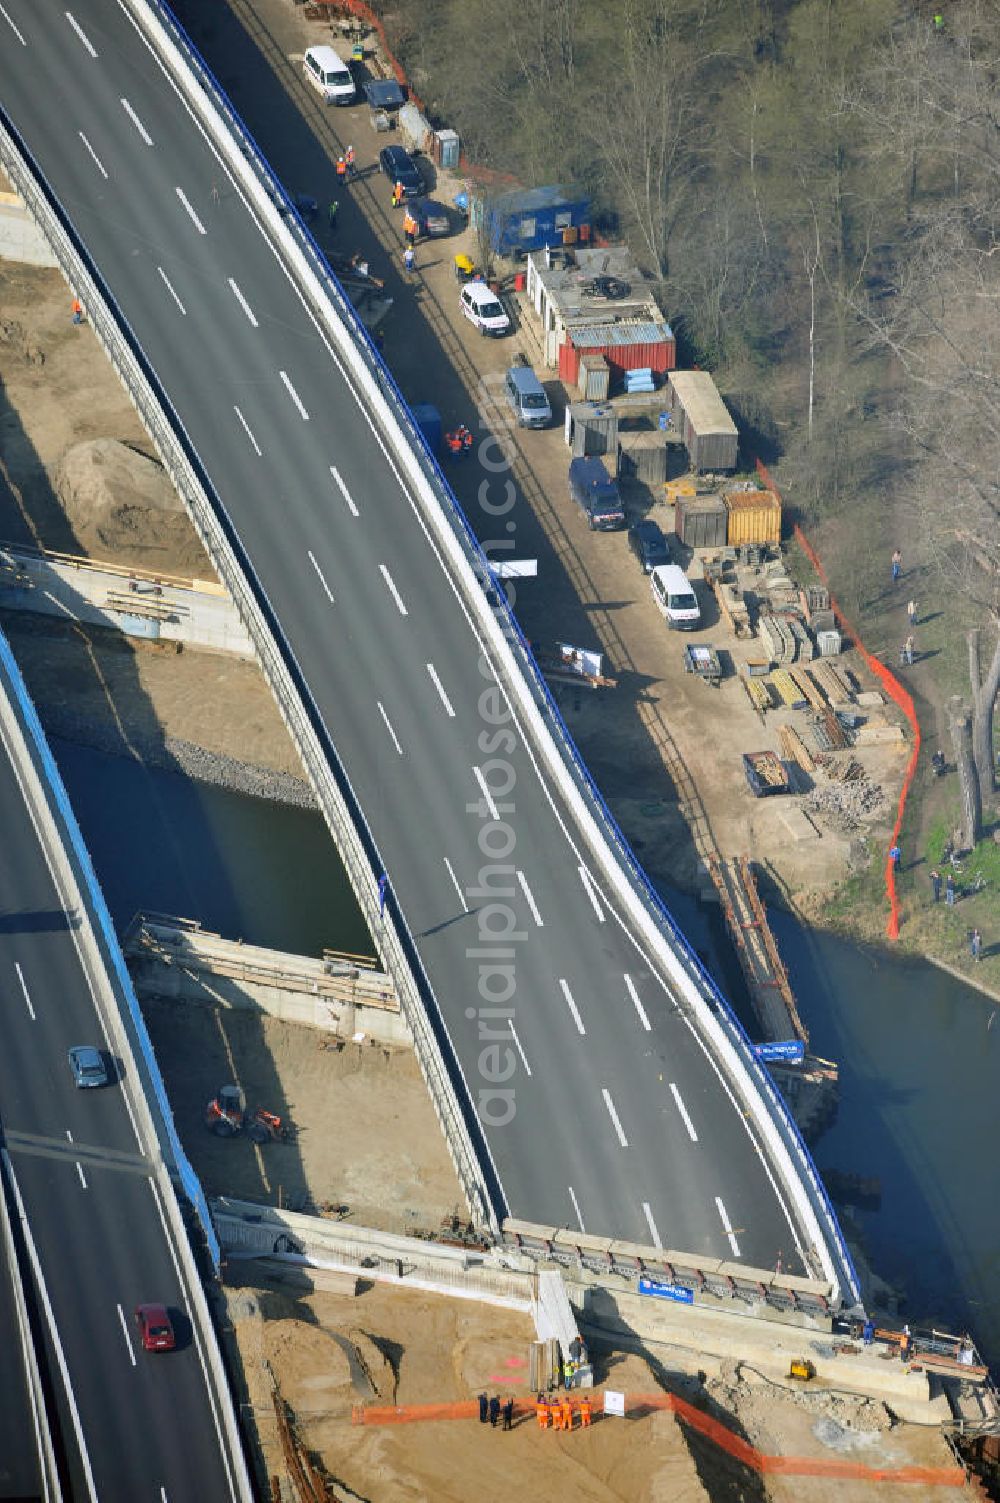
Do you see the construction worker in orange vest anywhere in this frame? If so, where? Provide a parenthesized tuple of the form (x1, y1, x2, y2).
(534, 1393, 549, 1429)
(560, 1396, 573, 1431)
(579, 1393, 592, 1427)
(336, 155, 347, 183)
(345, 143, 356, 177)
(391, 180, 403, 208)
(402, 209, 418, 247)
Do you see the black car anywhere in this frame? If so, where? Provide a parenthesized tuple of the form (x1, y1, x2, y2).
(628, 518, 672, 572)
(378, 145, 423, 199)
(413, 197, 451, 237)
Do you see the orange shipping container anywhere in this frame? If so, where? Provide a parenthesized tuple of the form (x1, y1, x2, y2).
(723, 488, 781, 546)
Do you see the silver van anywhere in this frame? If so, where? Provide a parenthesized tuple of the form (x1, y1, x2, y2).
(650, 563, 701, 630)
(504, 365, 552, 428)
(303, 44, 356, 105)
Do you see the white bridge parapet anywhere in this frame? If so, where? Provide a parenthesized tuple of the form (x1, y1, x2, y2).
(0, 541, 254, 657)
(124, 913, 411, 1047)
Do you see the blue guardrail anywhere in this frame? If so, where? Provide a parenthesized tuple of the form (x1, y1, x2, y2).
(0, 629, 221, 1269)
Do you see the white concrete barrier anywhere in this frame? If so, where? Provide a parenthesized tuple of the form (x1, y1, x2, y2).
(0, 543, 253, 657)
(0, 188, 57, 267)
(125, 915, 412, 1046)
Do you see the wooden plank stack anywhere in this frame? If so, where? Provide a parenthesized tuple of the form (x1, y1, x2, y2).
(770, 669, 808, 708)
(778, 724, 816, 773)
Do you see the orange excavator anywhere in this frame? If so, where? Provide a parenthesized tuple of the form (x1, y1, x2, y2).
(204, 1085, 292, 1144)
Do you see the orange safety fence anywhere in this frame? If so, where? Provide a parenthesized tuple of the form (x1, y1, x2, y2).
(352, 1390, 967, 1486)
(755, 461, 921, 941)
(316, 0, 412, 97)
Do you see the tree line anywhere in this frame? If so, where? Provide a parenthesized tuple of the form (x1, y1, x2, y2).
(381, 0, 1000, 838)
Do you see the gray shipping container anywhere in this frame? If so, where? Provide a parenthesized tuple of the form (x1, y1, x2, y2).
(565, 401, 617, 459)
(578, 352, 610, 402)
(668, 371, 739, 473)
(618, 431, 669, 485)
(675, 493, 727, 549)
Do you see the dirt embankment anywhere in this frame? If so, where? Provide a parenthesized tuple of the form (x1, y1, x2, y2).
(144, 998, 462, 1235)
(0, 261, 312, 792)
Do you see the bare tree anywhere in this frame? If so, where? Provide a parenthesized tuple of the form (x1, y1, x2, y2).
(582, 0, 707, 275)
(837, 3, 1000, 834)
(854, 208, 1000, 833)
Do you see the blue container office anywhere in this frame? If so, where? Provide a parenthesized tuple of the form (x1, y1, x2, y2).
(472, 185, 590, 256)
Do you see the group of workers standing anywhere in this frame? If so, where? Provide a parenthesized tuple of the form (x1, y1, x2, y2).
(535, 1391, 593, 1430)
(329, 140, 426, 283)
(477, 1393, 514, 1430)
(444, 423, 473, 457)
(334, 144, 356, 184)
(475, 1389, 595, 1432)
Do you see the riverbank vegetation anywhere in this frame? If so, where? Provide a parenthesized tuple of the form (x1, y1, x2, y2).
(381, 0, 1000, 950)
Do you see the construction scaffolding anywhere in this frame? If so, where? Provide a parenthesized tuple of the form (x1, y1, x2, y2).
(708, 857, 806, 1043)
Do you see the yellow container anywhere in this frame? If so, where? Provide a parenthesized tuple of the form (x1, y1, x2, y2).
(723, 488, 781, 545)
(664, 477, 697, 506)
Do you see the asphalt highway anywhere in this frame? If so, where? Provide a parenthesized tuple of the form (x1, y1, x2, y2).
(0, 1209, 41, 1499)
(0, 1, 819, 1278)
(0, 697, 240, 1494)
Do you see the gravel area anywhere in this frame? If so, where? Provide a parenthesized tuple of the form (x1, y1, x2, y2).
(40, 703, 316, 808)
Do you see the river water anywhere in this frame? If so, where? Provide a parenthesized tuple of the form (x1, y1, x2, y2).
(52, 739, 1000, 1364)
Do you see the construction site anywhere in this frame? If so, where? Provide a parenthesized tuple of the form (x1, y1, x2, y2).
(1, 0, 998, 1498)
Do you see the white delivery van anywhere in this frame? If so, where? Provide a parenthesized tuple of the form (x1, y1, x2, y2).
(650, 563, 701, 630)
(460, 281, 511, 337)
(303, 45, 356, 105)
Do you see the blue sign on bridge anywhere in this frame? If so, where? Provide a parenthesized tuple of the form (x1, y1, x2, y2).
(638, 1277, 694, 1305)
(754, 1040, 805, 1064)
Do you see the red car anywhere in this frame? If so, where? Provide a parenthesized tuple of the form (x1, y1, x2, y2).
(135, 1303, 175, 1352)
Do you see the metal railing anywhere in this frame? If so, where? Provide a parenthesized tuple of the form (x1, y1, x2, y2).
(503, 1220, 835, 1320)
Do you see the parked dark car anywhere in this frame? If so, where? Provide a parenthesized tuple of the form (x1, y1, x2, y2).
(627, 518, 672, 572)
(568, 457, 625, 531)
(413, 197, 451, 237)
(378, 145, 422, 198)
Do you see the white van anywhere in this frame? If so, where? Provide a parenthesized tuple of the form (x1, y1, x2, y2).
(460, 281, 511, 337)
(303, 45, 356, 105)
(650, 563, 701, 630)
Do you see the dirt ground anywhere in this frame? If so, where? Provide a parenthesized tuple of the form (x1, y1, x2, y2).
(225, 1274, 961, 1503)
(1, 610, 306, 780)
(230, 1282, 723, 1503)
(142, 997, 463, 1236)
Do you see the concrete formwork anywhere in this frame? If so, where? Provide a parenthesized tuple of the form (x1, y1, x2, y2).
(124, 914, 411, 1047)
(0, 188, 58, 268)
